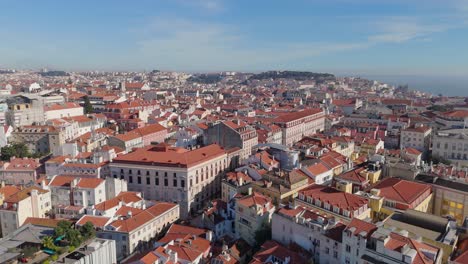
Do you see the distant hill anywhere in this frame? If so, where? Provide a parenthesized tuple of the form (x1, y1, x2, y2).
(249, 71, 335, 81)
(187, 74, 223, 84)
(38, 70, 69, 77)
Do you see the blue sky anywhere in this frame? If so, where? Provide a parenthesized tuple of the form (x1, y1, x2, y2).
(1, 0, 468, 75)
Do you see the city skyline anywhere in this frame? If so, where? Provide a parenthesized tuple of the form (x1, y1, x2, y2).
(1, 0, 468, 76)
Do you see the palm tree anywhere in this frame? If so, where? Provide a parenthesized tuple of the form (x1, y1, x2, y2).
(42, 236, 55, 250)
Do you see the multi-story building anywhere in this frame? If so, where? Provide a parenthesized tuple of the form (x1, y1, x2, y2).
(205, 120, 258, 162)
(0, 186, 51, 237)
(400, 124, 432, 156)
(0, 157, 42, 185)
(271, 205, 337, 263)
(48, 176, 106, 218)
(10, 125, 65, 155)
(273, 108, 325, 146)
(361, 177, 432, 221)
(235, 191, 275, 246)
(251, 169, 312, 206)
(77, 202, 179, 260)
(384, 209, 458, 263)
(60, 238, 117, 264)
(43, 102, 84, 121)
(416, 173, 468, 224)
(221, 171, 253, 202)
(295, 184, 371, 222)
(432, 128, 468, 167)
(110, 143, 227, 218)
(363, 225, 443, 264)
(3, 94, 45, 127)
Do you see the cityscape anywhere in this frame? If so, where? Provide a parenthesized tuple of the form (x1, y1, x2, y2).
(1, 1, 468, 264)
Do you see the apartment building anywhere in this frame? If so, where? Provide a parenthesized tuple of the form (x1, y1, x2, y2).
(48, 176, 106, 218)
(271, 205, 337, 263)
(416, 173, 468, 224)
(110, 143, 227, 218)
(43, 102, 84, 121)
(205, 120, 258, 162)
(295, 185, 371, 222)
(361, 177, 432, 221)
(0, 157, 42, 185)
(400, 124, 432, 156)
(235, 191, 275, 246)
(0, 186, 51, 237)
(432, 128, 468, 167)
(273, 108, 325, 146)
(10, 125, 65, 155)
(78, 202, 179, 260)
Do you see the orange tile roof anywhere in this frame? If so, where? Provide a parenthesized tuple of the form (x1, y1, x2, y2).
(345, 218, 377, 238)
(112, 143, 226, 168)
(76, 215, 111, 228)
(75, 178, 104, 189)
(371, 177, 431, 205)
(94, 191, 142, 211)
(109, 202, 177, 232)
(300, 185, 368, 212)
(385, 232, 440, 264)
(273, 108, 323, 123)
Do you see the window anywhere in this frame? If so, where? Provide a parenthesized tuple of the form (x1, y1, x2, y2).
(173, 172, 177, 178)
(164, 179, 168, 186)
(137, 170, 141, 175)
(333, 251, 338, 258)
(156, 171, 159, 176)
(146, 171, 150, 176)
(129, 176, 133, 183)
(164, 172, 168, 177)
(146, 177, 150, 185)
(155, 178, 159, 185)
(181, 180, 185, 188)
(346, 244, 351, 253)
(137, 176, 141, 184)
(173, 179, 177, 187)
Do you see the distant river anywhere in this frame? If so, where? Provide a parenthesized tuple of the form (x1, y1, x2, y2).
(358, 75, 468, 97)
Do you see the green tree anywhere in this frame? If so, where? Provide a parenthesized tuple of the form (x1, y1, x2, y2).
(83, 96, 93, 114)
(54, 220, 72, 237)
(80, 222, 96, 240)
(66, 229, 83, 247)
(42, 236, 55, 250)
(0, 143, 31, 161)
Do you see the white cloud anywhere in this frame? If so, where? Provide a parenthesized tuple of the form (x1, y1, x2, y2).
(134, 15, 457, 71)
(368, 17, 449, 43)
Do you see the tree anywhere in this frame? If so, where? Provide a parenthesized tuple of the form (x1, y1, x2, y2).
(83, 96, 93, 114)
(0, 143, 31, 161)
(42, 236, 55, 250)
(80, 222, 96, 240)
(54, 220, 72, 237)
(66, 229, 83, 247)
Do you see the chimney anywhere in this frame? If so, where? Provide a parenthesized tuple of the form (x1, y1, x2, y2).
(247, 187, 253, 196)
(0, 181, 5, 188)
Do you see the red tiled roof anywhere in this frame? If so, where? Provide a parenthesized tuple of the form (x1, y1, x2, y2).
(94, 191, 142, 211)
(76, 215, 110, 228)
(273, 108, 323, 123)
(371, 177, 431, 205)
(385, 232, 440, 264)
(250, 240, 306, 264)
(300, 185, 368, 212)
(345, 218, 377, 238)
(112, 143, 226, 168)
